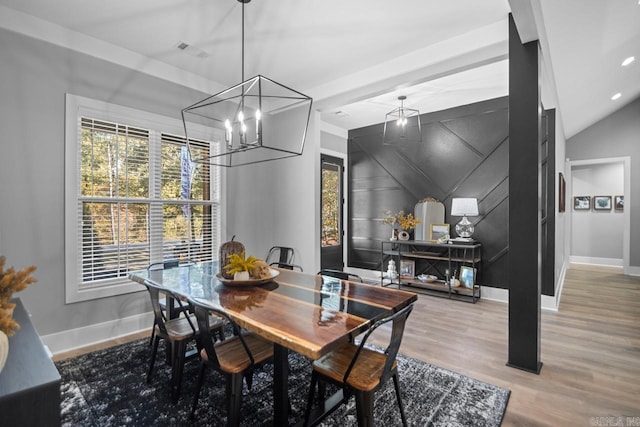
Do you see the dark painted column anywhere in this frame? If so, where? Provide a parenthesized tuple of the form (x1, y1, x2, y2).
(507, 14, 542, 374)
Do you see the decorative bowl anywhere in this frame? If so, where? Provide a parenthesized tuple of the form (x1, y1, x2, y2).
(417, 274, 437, 283)
(216, 269, 279, 287)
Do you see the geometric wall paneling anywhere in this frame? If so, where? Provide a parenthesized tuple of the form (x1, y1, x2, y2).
(441, 134, 509, 200)
(348, 96, 510, 289)
(441, 107, 510, 156)
(355, 136, 440, 200)
(474, 195, 509, 287)
(412, 121, 480, 193)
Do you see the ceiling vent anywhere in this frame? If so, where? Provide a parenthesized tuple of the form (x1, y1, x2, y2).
(175, 41, 209, 59)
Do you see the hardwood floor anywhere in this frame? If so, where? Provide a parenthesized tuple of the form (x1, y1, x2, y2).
(385, 263, 640, 426)
(54, 264, 640, 426)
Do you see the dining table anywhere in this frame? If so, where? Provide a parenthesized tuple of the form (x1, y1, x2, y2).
(129, 261, 417, 425)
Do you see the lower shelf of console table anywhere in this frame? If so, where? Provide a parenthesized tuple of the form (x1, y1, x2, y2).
(382, 279, 481, 303)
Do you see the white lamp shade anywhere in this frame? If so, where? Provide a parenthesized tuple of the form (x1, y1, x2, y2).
(451, 198, 479, 217)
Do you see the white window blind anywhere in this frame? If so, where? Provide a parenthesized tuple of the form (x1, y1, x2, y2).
(65, 94, 222, 303)
(158, 133, 219, 263)
(80, 118, 152, 282)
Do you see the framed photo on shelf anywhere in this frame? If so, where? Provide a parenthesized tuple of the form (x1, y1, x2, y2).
(614, 195, 624, 211)
(429, 223, 450, 242)
(573, 196, 590, 210)
(399, 259, 415, 279)
(593, 195, 612, 210)
(459, 266, 476, 289)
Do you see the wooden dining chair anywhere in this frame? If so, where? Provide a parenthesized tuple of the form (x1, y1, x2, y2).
(303, 303, 414, 427)
(189, 298, 274, 426)
(144, 280, 225, 403)
(317, 269, 363, 283)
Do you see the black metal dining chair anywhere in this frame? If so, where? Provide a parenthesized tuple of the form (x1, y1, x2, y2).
(303, 303, 414, 427)
(317, 269, 363, 283)
(270, 262, 304, 272)
(147, 260, 193, 345)
(189, 298, 274, 426)
(265, 246, 295, 266)
(143, 280, 225, 403)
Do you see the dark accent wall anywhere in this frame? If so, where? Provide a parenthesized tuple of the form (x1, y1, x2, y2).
(541, 109, 556, 296)
(348, 96, 509, 289)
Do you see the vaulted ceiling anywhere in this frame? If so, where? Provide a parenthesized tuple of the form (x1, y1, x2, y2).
(0, 0, 638, 139)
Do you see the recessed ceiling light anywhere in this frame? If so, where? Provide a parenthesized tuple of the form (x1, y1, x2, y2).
(611, 93, 622, 100)
(622, 56, 635, 66)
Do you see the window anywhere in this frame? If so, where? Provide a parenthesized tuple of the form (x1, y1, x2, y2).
(65, 95, 223, 303)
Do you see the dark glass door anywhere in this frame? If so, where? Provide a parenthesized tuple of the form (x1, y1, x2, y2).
(320, 155, 344, 270)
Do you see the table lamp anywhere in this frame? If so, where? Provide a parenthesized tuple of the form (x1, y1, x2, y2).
(451, 198, 479, 240)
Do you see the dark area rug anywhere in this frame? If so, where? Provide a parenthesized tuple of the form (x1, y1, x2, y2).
(55, 338, 509, 426)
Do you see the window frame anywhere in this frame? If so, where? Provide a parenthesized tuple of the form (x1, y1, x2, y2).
(65, 94, 224, 303)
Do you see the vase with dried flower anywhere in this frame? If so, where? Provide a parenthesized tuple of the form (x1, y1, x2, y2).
(381, 210, 398, 240)
(382, 210, 421, 241)
(0, 256, 37, 373)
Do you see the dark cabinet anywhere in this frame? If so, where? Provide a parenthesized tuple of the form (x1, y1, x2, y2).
(0, 298, 61, 425)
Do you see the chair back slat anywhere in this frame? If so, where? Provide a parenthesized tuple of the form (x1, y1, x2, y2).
(343, 303, 414, 385)
(148, 260, 176, 271)
(318, 269, 363, 283)
(143, 281, 172, 336)
(190, 297, 256, 366)
(192, 304, 222, 368)
(271, 262, 303, 272)
(265, 246, 295, 265)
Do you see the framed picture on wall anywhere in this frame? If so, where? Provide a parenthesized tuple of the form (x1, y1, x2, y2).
(573, 196, 590, 210)
(614, 195, 624, 211)
(399, 259, 415, 279)
(593, 196, 612, 210)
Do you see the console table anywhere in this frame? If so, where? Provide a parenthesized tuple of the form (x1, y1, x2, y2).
(381, 240, 482, 303)
(0, 298, 61, 425)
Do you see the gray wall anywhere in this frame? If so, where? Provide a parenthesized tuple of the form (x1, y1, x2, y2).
(0, 28, 211, 335)
(571, 163, 625, 260)
(226, 111, 320, 275)
(321, 130, 347, 154)
(566, 97, 640, 267)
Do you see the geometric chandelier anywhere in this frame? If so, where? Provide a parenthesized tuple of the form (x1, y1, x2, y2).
(382, 95, 422, 146)
(181, 0, 313, 167)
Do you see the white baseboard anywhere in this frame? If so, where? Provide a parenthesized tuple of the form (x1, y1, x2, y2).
(545, 261, 568, 312)
(570, 256, 623, 267)
(346, 266, 382, 281)
(41, 312, 152, 356)
(627, 265, 640, 276)
(482, 287, 557, 311)
(479, 286, 508, 303)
